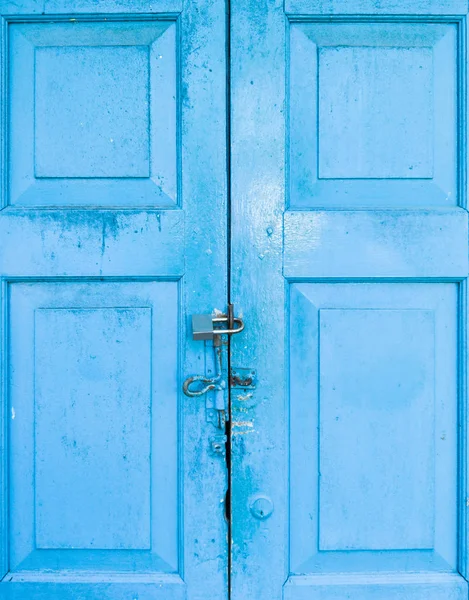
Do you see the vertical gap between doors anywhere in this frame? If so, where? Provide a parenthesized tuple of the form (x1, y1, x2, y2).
(225, 0, 232, 599)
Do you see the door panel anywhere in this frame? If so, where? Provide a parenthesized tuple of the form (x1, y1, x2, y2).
(289, 21, 457, 208)
(290, 284, 458, 572)
(10, 21, 177, 207)
(0, 2, 228, 599)
(10, 282, 177, 572)
(231, 1, 469, 599)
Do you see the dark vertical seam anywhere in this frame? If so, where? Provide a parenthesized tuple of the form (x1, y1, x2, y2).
(226, 0, 232, 598)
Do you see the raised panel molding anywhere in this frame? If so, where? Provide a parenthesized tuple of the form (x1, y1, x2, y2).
(8, 280, 179, 577)
(288, 20, 458, 208)
(289, 283, 459, 574)
(8, 19, 178, 208)
(35, 45, 151, 179)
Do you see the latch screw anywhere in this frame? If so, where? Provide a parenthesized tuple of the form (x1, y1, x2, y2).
(210, 435, 227, 457)
(250, 496, 274, 520)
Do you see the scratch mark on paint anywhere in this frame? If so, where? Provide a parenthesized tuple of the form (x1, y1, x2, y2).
(237, 393, 253, 402)
(232, 430, 255, 436)
(232, 421, 253, 428)
(11, 407, 15, 420)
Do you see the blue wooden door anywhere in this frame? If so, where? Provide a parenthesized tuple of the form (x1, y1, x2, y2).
(3, 1, 469, 599)
(231, 1, 469, 599)
(0, 1, 228, 599)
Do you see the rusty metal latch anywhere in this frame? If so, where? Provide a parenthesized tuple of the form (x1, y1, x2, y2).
(230, 367, 256, 389)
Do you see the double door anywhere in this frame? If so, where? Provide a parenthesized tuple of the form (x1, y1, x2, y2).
(0, 1, 468, 599)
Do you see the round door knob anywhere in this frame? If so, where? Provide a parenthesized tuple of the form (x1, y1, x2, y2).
(250, 496, 274, 520)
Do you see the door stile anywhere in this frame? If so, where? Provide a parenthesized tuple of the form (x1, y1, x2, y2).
(0, 277, 7, 580)
(459, 277, 469, 583)
(180, 1, 229, 596)
(230, 1, 288, 599)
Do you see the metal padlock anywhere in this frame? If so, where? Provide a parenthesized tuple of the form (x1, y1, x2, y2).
(191, 312, 244, 341)
(192, 314, 215, 341)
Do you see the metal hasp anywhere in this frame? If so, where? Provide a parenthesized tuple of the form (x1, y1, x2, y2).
(183, 307, 245, 430)
(230, 367, 256, 389)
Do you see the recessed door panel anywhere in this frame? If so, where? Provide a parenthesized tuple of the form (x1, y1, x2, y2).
(9, 20, 177, 207)
(290, 283, 458, 573)
(9, 282, 178, 574)
(289, 21, 457, 208)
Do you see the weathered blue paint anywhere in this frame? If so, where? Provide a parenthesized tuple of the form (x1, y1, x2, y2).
(230, 1, 288, 598)
(0, 1, 228, 599)
(231, 1, 469, 600)
(2, 0, 469, 599)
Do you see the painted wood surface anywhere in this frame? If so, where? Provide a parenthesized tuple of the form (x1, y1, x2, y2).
(231, 1, 469, 599)
(230, 1, 288, 599)
(0, 1, 228, 599)
(1, 1, 468, 599)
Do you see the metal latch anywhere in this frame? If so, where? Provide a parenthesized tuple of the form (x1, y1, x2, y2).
(183, 306, 244, 430)
(230, 367, 256, 389)
(183, 335, 225, 399)
(210, 434, 227, 457)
